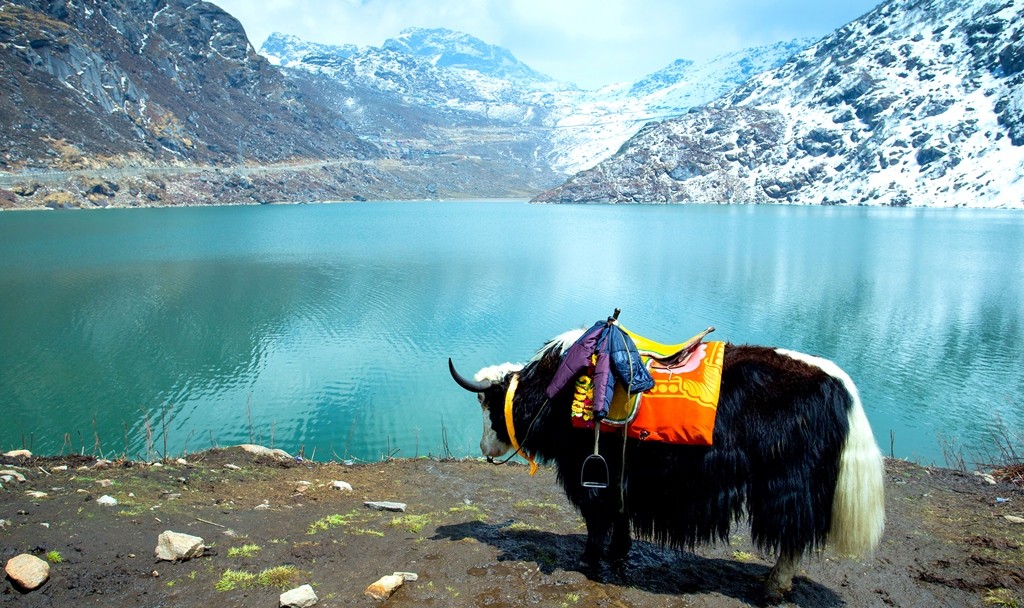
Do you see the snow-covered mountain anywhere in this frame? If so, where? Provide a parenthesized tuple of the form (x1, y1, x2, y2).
(259, 29, 811, 176)
(546, 39, 814, 174)
(382, 27, 559, 88)
(536, 0, 1024, 207)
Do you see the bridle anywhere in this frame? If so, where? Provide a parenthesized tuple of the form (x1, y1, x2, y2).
(487, 373, 546, 475)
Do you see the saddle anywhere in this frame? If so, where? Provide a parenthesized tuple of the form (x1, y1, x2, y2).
(571, 324, 724, 446)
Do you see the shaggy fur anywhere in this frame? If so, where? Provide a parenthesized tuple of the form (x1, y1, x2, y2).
(462, 335, 885, 575)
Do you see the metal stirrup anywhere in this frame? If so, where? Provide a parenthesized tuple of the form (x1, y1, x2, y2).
(581, 421, 609, 489)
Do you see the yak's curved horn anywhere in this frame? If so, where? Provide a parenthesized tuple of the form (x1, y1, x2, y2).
(448, 358, 494, 393)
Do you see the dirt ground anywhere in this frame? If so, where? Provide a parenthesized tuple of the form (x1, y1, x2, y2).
(1, 448, 1022, 607)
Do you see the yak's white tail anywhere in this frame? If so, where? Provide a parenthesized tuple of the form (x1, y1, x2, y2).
(776, 349, 885, 557)
(828, 376, 885, 556)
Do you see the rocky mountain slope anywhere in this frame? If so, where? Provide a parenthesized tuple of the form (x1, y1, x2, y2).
(0, 0, 374, 170)
(536, 0, 1024, 208)
(261, 29, 810, 177)
(0, 2, 814, 207)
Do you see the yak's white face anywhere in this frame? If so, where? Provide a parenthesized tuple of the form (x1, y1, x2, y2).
(478, 394, 510, 458)
(473, 363, 521, 459)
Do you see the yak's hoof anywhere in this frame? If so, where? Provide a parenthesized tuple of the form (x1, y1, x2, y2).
(577, 552, 601, 572)
(763, 580, 791, 605)
(608, 558, 630, 576)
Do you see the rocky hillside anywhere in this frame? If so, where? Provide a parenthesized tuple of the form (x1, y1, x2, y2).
(262, 29, 810, 177)
(0, 0, 375, 171)
(0, 2, 815, 206)
(535, 0, 1024, 208)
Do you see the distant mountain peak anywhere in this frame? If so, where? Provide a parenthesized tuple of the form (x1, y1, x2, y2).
(381, 27, 555, 85)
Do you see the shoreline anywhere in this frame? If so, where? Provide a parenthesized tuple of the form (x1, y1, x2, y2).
(1, 447, 1022, 607)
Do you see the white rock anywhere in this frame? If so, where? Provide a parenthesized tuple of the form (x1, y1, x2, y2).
(175, 458, 188, 465)
(154, 531, 205, 561)
(0, 469, 26, 482)
(393, 571, 419, 582)
(4, 554, 49, 590)
(254, 500, 271, 510)
(224, 464, 241, 471)
(3, 449, 31, 459)
(0, 519, 10, 528)
(92, 459, 112, 469)
(973, 471, 997, 485)
(96, 479, 113, 487)
(365, 501, 407, 512)
(237, 444, 292, 459)
(280, 583, 318, 607)
(96, 495, 118, 506)
(1005, 515, 1024, 524)
(50, 466, 68, 472)
(331, 481, 353, 492)
(364, 574, 404, 601)
(25, 491, 48, 499)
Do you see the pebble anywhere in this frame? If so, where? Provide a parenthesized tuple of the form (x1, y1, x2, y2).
(280, 583, 318, 607)
(3, 449, 32, 459)
(96, 495, 118, 506)
(224, 464, 241, 471)
(1005, 515, 1024, 524)
(96, 479, 113, 487)
(393, 571, 419, 582)
(51, 466, 68, 472)
(331, 480, 353, 492)
(365, 501, 407, 512)
(25, 491, 48, 499)
(0, 469, 26, 482)
(4, 554, 49, 591)
(973, 471, 997, 485)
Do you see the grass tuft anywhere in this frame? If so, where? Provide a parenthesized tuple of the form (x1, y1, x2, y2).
(388, 513, 432, 534)
(227, 544, 261, 558)
(307, 511, 358, 535)
(215, 569, 257, 592)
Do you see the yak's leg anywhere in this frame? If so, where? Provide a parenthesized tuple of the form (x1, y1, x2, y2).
(579, 503, 612, 568)
(765, 548, 801, 602)
(606, 511, 632, 565)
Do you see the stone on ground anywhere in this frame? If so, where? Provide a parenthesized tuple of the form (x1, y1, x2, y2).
(364, 501, 406, 512)
(4, 554, 50, 590)
(280, 583, 318, 607)
(154, 531, 205, 561)
(364, 574, 404, 601)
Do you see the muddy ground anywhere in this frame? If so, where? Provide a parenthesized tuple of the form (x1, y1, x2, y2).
(1, 448, 1022, 607)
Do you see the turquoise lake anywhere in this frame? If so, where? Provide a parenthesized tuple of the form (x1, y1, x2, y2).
(0, 202, 1021, 465)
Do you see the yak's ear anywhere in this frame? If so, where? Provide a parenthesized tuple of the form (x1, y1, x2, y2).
(449, 359, 494, 393)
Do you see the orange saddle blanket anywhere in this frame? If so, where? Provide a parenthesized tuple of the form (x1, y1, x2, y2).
(570, 327, 725, 446)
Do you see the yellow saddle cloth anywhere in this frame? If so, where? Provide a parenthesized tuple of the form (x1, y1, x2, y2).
(569, 325, 725, 446)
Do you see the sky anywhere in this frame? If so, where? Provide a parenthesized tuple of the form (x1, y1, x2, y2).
(212, 0, 883, 90)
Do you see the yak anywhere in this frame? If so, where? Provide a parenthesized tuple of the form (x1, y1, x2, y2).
(449, 327, 885, 601)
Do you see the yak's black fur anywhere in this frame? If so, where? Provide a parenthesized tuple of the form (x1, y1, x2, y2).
(477, 339, 852, 564)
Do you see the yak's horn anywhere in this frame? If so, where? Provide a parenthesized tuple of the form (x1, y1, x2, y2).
(448, 358, 493, 393)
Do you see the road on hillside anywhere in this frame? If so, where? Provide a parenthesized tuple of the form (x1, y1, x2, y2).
(0, 158, 360, 189)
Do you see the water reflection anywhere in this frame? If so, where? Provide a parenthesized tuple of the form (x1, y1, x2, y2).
(0, 204, 1020, 464)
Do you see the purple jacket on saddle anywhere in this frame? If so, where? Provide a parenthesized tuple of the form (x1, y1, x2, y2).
(545, 321, 655, 419)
